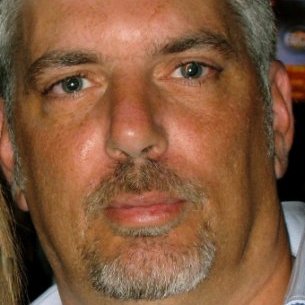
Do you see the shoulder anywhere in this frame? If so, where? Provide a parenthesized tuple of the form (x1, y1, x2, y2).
(282, 201, 305, 257)
(31, 285, 61, 305)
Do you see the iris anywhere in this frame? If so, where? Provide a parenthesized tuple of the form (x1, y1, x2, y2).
(181, 62, 203, 79)
(62, 76, 84, 93)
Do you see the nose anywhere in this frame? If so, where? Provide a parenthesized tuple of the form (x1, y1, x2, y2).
(105, 83, 168, 161)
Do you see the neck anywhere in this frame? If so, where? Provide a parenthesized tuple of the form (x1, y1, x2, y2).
(228, 220, 293, 305)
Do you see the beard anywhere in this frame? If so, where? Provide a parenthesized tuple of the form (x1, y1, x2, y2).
(80, 159, 216, 300)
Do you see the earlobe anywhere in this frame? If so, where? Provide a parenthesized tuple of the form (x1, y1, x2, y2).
(0, 99, 29, 211)
(270, 61, 294, 179)
(11, 183, 29, 212)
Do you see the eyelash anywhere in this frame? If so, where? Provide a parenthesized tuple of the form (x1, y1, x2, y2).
(42, 73, 87, 96)
(40, 60, 221, 97)
(173, 60, 222, 84)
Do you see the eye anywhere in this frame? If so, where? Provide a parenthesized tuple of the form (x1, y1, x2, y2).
(172, 62, 209, 80)
(61, 76, 85, 93)
(45, 75, 93, 96)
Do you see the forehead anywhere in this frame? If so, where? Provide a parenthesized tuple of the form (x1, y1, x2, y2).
(21, 0, 242, 62)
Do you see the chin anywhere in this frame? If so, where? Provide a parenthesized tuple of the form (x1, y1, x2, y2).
(80, 224, 216, 300)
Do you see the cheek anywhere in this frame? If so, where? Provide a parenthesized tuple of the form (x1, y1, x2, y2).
(166, 94, 267, 226)
(167, 101, 256, 183)
(13, 116, 113, 268)
(14, 111, 112, 226)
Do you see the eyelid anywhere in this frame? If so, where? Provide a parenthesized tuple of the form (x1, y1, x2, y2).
(171, 62, 208, 79)
(34, 63, 106, 95)
(164, 60, 223, 88)
(172, 60, 220, 77)
(43, 74, 93, 96)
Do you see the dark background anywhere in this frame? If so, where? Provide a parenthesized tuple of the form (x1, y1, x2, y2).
(278, 103, 305, 202)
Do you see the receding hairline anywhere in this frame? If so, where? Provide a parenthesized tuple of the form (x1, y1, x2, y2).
(17, 0, 251, 79)
(0, 0, 276, 123)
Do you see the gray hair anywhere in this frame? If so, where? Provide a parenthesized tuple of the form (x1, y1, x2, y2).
(228, 0, 277, 153)
(229, 0, 277, 89)
(0, 0, 276, 114)
(0, 0, 276, 141)
(0, 0, 22, 124)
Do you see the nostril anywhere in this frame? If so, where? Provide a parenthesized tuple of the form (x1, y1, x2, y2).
(106, 130, 168, 161)
(106, 140, 129, 160)
(141, 145, 154, 155)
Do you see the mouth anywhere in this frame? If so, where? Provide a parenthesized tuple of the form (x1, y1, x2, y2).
(104, 192, 186, 229)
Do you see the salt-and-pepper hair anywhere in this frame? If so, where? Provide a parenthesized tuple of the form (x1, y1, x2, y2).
(228, 0, 277, 153)
(0, 1, 276, 303)
(0, 0, 23, 124)
(0, 2, 23, 304)
(229, 0, 277, 90)
(0, 0, 276, 115)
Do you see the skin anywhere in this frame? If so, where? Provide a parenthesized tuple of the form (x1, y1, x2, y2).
(0, 0, 295, 304)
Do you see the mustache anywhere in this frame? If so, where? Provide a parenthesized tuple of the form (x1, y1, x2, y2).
(84, 159, 205, 217)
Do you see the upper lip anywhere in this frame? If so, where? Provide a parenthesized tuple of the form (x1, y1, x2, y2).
(106, 191, 184, 209)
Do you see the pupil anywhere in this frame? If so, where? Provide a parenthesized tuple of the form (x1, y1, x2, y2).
(63, 77, 83, 93)
(182, 62, 202, 78)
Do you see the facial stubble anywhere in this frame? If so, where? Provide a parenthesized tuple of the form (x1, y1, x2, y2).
(81, 159, 216, 300)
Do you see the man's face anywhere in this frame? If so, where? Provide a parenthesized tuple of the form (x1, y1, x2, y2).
(9, 0, 280, 302)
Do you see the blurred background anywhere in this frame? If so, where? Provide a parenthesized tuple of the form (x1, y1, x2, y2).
(7, 0, 305, 303)
(274, 0, 305, 201)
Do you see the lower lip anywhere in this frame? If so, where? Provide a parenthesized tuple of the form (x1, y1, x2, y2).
(104, 201, 185, 228)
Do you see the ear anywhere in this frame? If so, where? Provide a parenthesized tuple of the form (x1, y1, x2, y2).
(270, 61, 294, 179)
(0, 99, 29, 211)
(0, 100, 14, 183)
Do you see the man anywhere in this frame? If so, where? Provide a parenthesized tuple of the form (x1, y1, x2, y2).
(0, 0, 300, 304)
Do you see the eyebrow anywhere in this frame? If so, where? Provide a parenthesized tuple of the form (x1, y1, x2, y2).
(25, 30, 235, 90)
(160, 29, 236, 57)
(25, 50, 99, 89)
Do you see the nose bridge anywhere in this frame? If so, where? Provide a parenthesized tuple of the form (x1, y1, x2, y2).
(106, 76, 167, 160)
